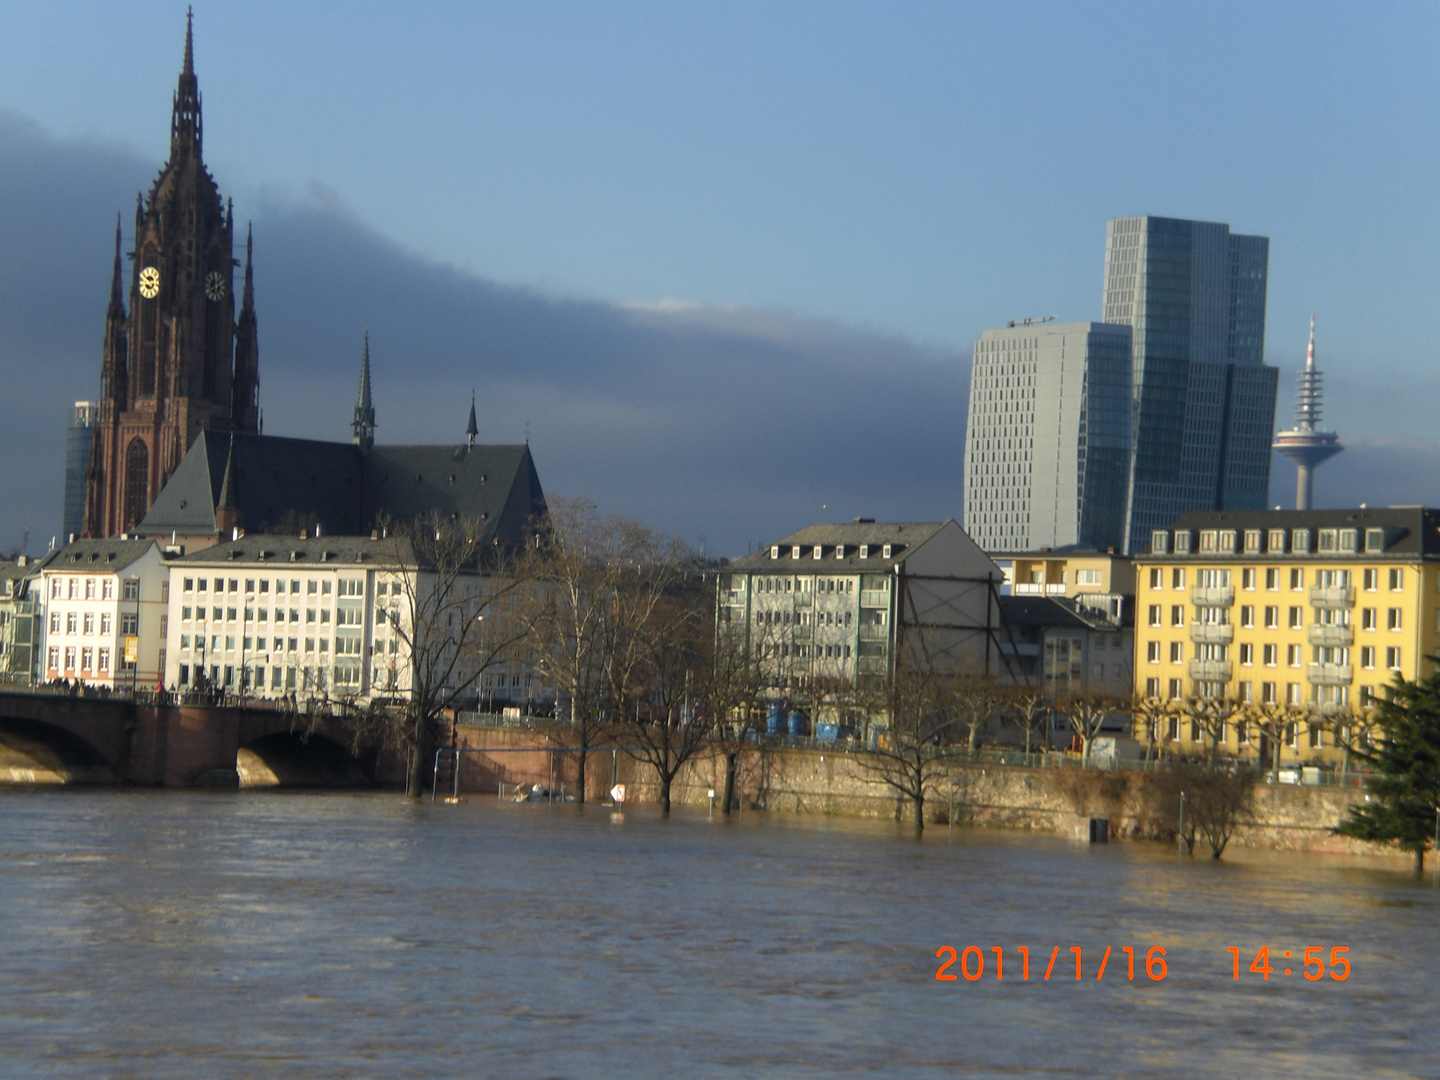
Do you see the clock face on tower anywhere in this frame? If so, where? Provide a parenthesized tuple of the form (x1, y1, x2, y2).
(204, 271, 226, 302)
(139, 266, 161, 299)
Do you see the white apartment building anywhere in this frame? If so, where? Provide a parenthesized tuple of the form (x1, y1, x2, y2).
(38, 539, 172, 691)
(163, 535, 536, 706)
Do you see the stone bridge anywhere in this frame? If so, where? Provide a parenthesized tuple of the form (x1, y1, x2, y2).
(0, 690, 394, 787)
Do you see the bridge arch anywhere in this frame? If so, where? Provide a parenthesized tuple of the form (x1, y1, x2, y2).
(0, 715, 117, 784)
(237, 731, 374, 788)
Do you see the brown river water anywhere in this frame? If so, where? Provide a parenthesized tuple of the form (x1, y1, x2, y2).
(0, 790, 1435, 1079)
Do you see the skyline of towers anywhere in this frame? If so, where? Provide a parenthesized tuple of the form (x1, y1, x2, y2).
(1273, 316, 1342, 511)
(1101, 215, 1279, 553)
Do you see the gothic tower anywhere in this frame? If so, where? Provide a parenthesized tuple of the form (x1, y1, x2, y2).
(84, 12, 259, 537)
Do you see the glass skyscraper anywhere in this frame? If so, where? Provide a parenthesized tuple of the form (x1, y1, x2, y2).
(64, 401, 96, 541)
(1102, 216, 1278, 554)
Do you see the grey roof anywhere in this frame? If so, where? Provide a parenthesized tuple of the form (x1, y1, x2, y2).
(136, 430, 546, 545)
(1159, 507, 1440, 559)
(47, 539, 160, 574)
(998, 595, 1119, 631)
(0, 552, 57, 594)
(172, 535, 419, 569)
(728, 522, 947, 573)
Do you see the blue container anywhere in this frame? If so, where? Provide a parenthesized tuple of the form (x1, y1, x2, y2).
(815, 721, 839, 742)
(766, 703, 785, 736)
(788, 710, 808, 737)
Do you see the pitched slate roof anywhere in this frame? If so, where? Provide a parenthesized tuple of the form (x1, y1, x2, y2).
(46, 539, 160, 574)
(727, 522, 948, 574)
(1160, 507, 1440, 559)
(136, 431, 547, 544)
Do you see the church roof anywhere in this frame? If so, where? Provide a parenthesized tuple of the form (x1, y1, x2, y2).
(136, 431, 546, 544)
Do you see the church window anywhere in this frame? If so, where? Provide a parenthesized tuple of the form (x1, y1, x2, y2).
(122, 437, 149, 529)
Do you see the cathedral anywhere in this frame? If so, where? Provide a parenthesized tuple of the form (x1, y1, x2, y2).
(84, 13, 259, 538)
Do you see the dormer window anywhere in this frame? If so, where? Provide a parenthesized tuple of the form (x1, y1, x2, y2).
(1268, 529, 1286, 554)
(1339, 529, 1358, 553)
(1244, 530, 1262, 554)
(859, 544, 870, 559)
(1199, 530, 1217, 553)
(1218, 530, 1236, 553)
(1292, 529, 1310, 554)
(1150, 531, 1169, 554)
(770, 545, 780, 559)
(1365, 528, 1384, 553)
(882, 543, 893, 559)
(791, 545, 802, 560)
(812, 545, 823, 560)
(1174, 531, 1192, 554)
(834, 545, 846, 559)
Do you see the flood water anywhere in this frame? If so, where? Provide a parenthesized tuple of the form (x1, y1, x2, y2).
(0, 791, 1435, 1079)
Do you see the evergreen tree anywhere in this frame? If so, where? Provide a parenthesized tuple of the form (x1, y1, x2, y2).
(1334, 667, 1440, 875)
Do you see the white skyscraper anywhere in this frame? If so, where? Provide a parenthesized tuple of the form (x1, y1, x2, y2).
(964, 320, 1132, 554)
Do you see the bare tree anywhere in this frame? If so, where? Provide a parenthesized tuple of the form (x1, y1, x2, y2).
(1244, 700, 1302, 782)
(706, 596, 779, 815)
(1063, 695, 1116, 763)
(946, 675, 1005, 759)
(1130, 693, 1169, 763)
(1181, 695, 1239, 764)
(344, 512, 535, 797)
(1009, 687, 1051, 756)
(853, 651, 951, 834)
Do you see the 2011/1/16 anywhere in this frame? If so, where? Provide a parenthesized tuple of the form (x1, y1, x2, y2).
(935, 946, 1168, 982)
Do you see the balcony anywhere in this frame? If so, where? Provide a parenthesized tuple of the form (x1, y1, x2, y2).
(1188, 622, 1234, 644)
(1309, 585, 1355, 609)
(857, 624, 888, 641)
(1307, 624, 1354, 647)
(794, 593, 811, 607)
(859, 590, 890, 608)
(1013, 583, 1068, 596)
(1188, 659, 1232, 682)
(1190, 586, 1235, 607)
(791, 626, 811, 641)
(1306, 663, 1354, 686)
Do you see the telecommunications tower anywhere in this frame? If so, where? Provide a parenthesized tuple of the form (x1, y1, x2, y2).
(1272, 316, 1342, 511)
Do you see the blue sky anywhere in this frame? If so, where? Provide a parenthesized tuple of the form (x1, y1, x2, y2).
(1, 2, 1437, 552)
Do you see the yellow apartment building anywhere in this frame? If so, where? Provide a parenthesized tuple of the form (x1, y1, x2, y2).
(1134, 508, 1440, 768)
(994, 549, 1134, 623)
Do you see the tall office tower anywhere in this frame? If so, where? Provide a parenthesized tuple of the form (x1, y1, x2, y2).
(964, 320, 1132, 554)
(63, 402, 97, 540)
(1102, 216, 1278, 553)
(1273, 316, 1341, 510)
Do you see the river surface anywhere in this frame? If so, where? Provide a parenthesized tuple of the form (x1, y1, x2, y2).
(0, 791, 1435, 1079)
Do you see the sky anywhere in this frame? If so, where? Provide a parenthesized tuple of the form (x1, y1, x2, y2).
(1, 2, 1437, 556)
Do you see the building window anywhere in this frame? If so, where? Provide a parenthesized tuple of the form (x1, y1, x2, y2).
(100, 614, 111, 634)
(1168, 678, 1183, 701)
(1148, 604, 1162, 627)
(1145, 677, 1160, 698)
(1241, 568, 1255, 590)
(1240, 605, 1254, 628)
(121, 613, 137, 635)
(1386, 647, 1401, 670)
(102, 580, 114, 600)
(1148, 568, 1162, 590)
(1288, 606, 1302, 629)
(1287, 644, 1302, 667)
(1362, 568, 1377, 591)
(1150, 531, 1169, 554)
(1261, 681, 1277, 704)
(1239, 643, 1253, 665)
(1146, 641, 1160, 663)
(1387, 608, 1402, 631)
(1289, 568, 1304, 591)
(1388, 568, 1404, 591)
(1169, 641, 1183, 664)
(1237, 681, 1253, 704)
(1174, 532, 1191, 554)
(1172, 568, 1185, 590)
(1200, 530, 1217, 553)
(1263, 644, 1278, 667)
(1171, 605, 1184, 627)
(1268, 529, 1286, 554)
(1292, 530, 1310, 554)
(1339, 529, 1358, 553)
(1244, 530, 1262, 554)
(66, 612, 77, 634)
(1362, 607, 1377, 630)
(1360, 646, 1375, 669)
(1318, 529, 1337, 553)
(1287, 682, 1301, 706)
(1265, 568, 1279, 591)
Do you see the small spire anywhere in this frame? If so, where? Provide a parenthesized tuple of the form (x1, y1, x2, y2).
(241, 223, 254, 311)
(353, 331, 376, 452)
(1305, 313, 1316, 372)
(466, 391, 478, 448)
(108, 215, 125, 315)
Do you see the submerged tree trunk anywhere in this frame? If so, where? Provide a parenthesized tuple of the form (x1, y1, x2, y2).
(911, 790, 925, 835)
(722, 751, 738, 817)
(576, 744, 588, 805)
(659, 772, 673, 816)
(408, 712, 437, 798)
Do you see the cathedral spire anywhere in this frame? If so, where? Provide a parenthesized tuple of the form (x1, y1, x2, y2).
(466, 392, 478, 449)
(170, 8, 203, 158)
(353, 332, 376, 452)
(241, 222, 254, 311)
(108, 215, 125, 317)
